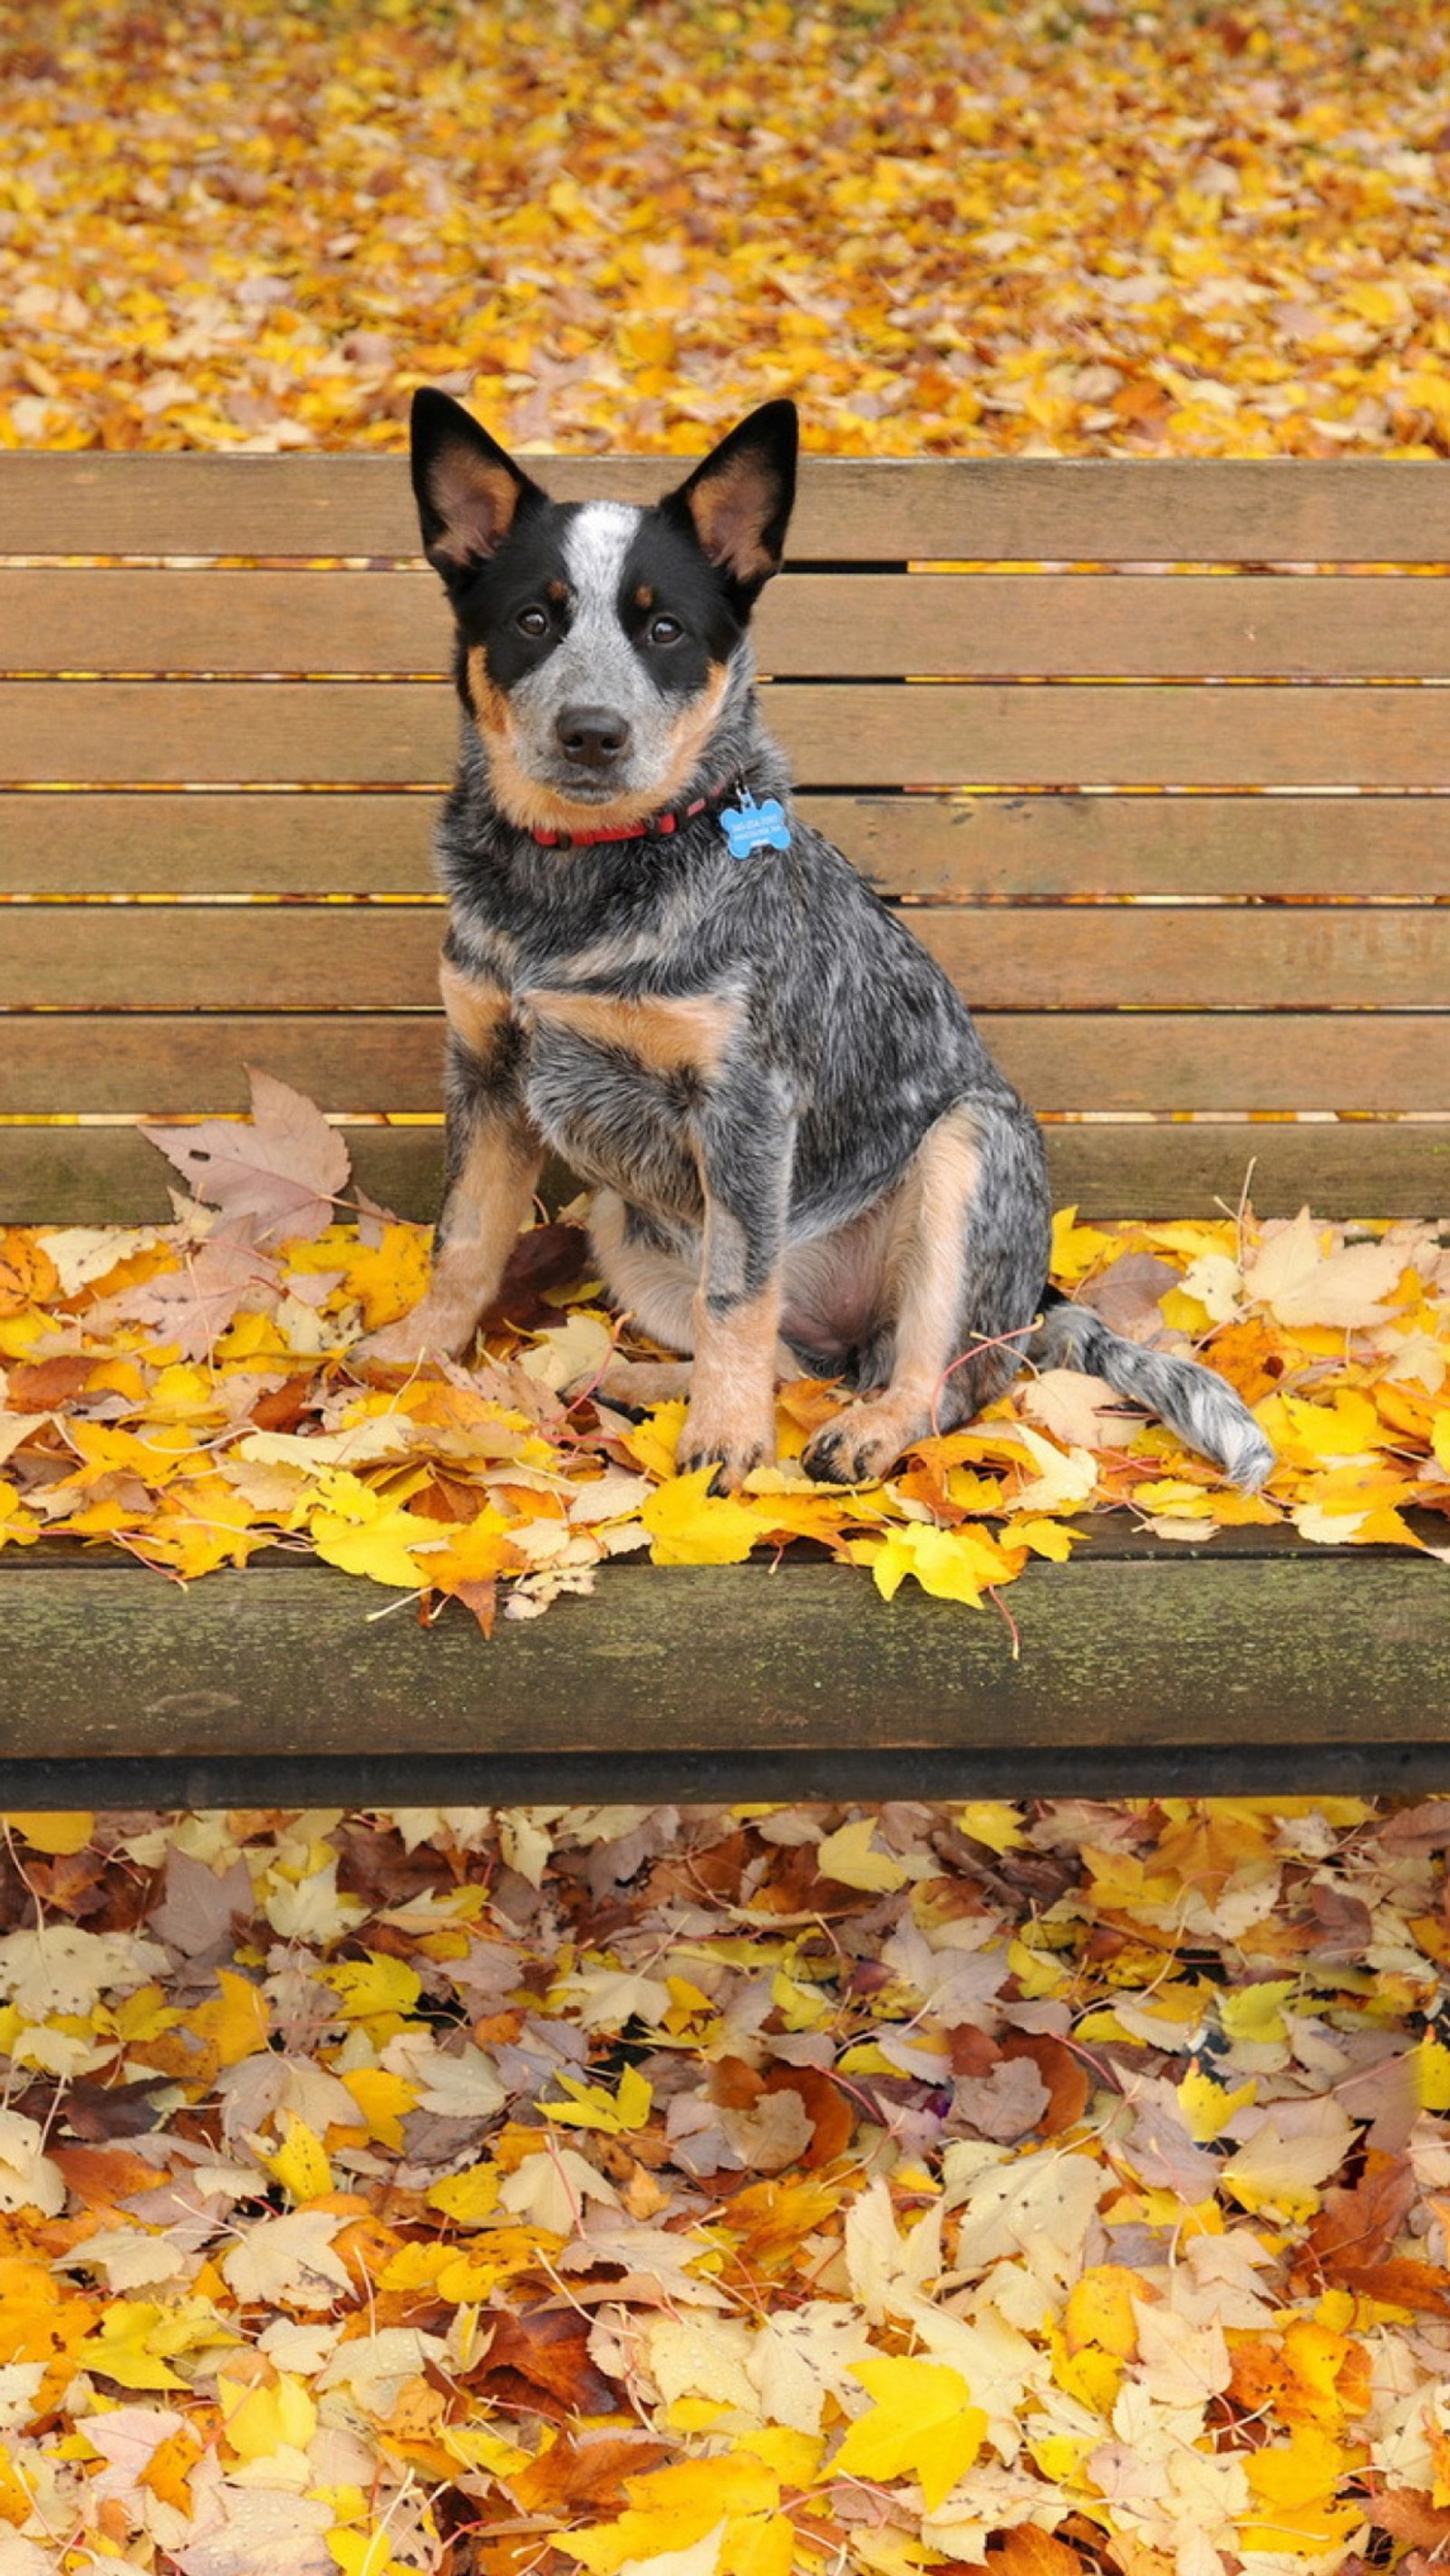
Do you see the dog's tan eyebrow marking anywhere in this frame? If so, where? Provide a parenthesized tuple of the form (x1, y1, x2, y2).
(546, 577, 568, 604)
(523, 988, 739, 1077)
(440, 955, 513, 1058)
(634, 583, 655, 611)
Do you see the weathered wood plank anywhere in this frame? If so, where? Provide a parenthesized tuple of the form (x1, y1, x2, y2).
(7, 452, 1450, 564)
(0, 1554, 1445, 1803)
(9, 789, 1450, 900)
(8, 567, 1450, 680)
(8, 679, 1450, 788)
(7, 899, 1450, 1013)
(4, 1117, 1443, 1226)
(0, 1012, 1441, 1116)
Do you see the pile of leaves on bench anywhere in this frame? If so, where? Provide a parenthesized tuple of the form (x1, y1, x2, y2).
(3, 1793, 1450, 2576)
(1, 1076, 1446, 1630)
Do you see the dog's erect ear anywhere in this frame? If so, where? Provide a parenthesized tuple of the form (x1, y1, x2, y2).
(662, 400, 798, 593)
(411, 388, 546, 584)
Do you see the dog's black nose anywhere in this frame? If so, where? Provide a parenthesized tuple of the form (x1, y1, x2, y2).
(556, 706, 633, 770)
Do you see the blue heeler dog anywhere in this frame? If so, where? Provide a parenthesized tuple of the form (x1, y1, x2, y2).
(363, 391, 1273, 1499)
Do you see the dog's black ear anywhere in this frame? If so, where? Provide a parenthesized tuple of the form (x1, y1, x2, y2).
(662, 400, 798, 593)
(411, 389, 546, 586)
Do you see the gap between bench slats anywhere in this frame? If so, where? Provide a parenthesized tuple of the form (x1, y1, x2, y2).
(7, 679, 1450, 787)
(7, 453, 1450, 564)
(6, 568, 1450, 682)
(6, 791, 1450, 899)
(5, 902, 1448, 1013)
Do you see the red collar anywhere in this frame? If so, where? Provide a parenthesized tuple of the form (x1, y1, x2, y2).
(528, 779, 733, 851)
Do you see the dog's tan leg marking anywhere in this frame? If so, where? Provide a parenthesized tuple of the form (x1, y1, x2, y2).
(678, 1279, 782, 1493)
(525, 988, 738, 1078)
(439, 956, 512, 1059)
(361, 1116, 542, 1365)
(591, 1358, 696, 1405)
(802, 1107, 982, 1487)
(670, 1200, 780, 1492)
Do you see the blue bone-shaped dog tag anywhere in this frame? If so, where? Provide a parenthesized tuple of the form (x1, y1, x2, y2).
(720, 792, 791, 860)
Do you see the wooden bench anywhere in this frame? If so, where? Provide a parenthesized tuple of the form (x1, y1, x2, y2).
(3, 451, 1448, 1809)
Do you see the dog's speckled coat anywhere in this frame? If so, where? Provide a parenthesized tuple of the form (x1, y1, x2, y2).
(364, 391, 1273, 1498)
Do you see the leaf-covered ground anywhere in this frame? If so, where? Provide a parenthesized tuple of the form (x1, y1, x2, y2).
(2, 1076, 1448, 1621)
(1, 1795, 1450, 2576)
(5, 0, 1450, 458)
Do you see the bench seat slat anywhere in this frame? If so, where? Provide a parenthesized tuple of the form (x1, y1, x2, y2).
(5, 900, 1449, 1013)
(8, 452, 1450, 564)
(7, 568, 1450, 682)
(1, 1010, 1439, 1115)
(7, 790, 1450, 901)
(2, 1117, 1442, 1227)
(0, 1553, 1445, 1806)
(6, 678, 1450, 788)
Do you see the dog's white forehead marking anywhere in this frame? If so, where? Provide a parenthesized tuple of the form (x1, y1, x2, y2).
(564, 502, 641, 621)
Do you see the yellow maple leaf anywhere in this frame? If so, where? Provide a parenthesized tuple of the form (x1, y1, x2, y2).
(1178, 2066, 1257, 2141)
(1219, 1981, 1297, 2046)
(814, 1816, 911, 1892)
(328, 2533, 412, 2576)
(425, 2162, 501, 2225)
(834, 2358, 986, 2513)
(1063, 2264, 1143, 2359)
(339, 2066, 418, 2150)
(4, 1812, 92, 1856)
(308, 1470, 441, 1591)
(1415, 2031, 1450, 2112)
(955, 1800, 1026, 1852)
(867, 1520, 1018, 1606)
(543, 2063, 653, 2134)
(1241, 2424, 1361, 2553)
(566, 2456, 779, 2574)
(641, 1469, 762, 1567)
(192, 1967, 270, 2069)
(220, 2369, 318, 2461)
(346, 1224, 432, 1330)
(73, 2302, 187, 2391)
(319, 1951, 422, 2021)
(256, 2113, 334, 2205)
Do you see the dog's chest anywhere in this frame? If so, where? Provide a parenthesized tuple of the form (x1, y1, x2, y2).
(443, 929, 734, 1212)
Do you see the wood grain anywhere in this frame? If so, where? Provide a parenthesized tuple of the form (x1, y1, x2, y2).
(1, 1011, 1441, 1115)
(8, 678, 1450, 787)
(8, 788, 1450, 899)
(6, 898, 1449, 1011)
(0, 1553, 1445, 1803)
(5, 1117, 1444, 1227)
(8, 567, 1450, 680)
(8, 451, 1450, 564)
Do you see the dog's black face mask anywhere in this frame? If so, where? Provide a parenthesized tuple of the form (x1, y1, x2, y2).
(410, 390, 798, 829)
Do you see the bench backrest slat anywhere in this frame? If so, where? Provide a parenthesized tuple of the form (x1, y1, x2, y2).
(3, 452, 1446, 1225)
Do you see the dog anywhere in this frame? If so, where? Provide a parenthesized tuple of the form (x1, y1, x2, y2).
(362, 389, 1273, 1500)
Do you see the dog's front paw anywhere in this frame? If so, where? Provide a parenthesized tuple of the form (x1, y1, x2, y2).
(676, 1401, 776, 1497)
(801, 1395, 921, 1489)
(354, 1299, 470, 1371)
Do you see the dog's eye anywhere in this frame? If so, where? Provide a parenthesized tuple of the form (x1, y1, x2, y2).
(647, 614, 682, 646)
(516, 606, 549, 638)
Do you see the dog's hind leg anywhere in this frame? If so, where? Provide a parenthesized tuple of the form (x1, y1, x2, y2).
(801, 1096, 1049, 1487)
